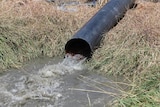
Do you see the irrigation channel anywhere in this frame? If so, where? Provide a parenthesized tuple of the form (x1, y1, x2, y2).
(0, 0, 134, 106)
(0, 55, 128, 107)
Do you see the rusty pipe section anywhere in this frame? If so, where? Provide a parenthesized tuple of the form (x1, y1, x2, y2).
(65, 0, 135, 58)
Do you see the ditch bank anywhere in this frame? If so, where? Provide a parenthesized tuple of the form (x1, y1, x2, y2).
(0, 0, 160, 106)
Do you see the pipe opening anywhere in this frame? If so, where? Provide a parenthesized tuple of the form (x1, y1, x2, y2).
(65, 39, 92, 58)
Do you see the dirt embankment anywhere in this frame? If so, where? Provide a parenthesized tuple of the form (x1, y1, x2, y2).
(121, 1, 160, 47)
(91, 1, 160, 75)
(0, 0, 160, 106)
(0, 0, 96, 70)
(0, 0, 159, 70)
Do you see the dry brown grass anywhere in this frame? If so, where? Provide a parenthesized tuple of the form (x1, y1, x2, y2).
(0, 0, 159, 71)
(90, 2, 160, 76)
(120, 1, 160, 47)
(0, 0, 99, 70)
(105, 1, 160, 47)
(87, 2, 160, 106)
(0, 0, 160, 106)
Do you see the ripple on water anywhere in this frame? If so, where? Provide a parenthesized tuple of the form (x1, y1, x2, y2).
(0, 56, 125, 107)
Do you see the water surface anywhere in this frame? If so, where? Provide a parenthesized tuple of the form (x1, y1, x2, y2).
(0, 57, 126, 107)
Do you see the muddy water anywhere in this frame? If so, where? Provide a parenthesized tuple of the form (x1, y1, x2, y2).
(0, 57, 126, 107)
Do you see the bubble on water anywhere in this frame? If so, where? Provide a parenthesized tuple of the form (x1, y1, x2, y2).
(0, 91, 24, 102)
(0, 56, 123, 107)
(11, 89, 18, 93)
(39, 54, 86, 78)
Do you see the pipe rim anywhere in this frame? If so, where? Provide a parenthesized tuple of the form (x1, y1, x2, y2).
(65, 38, 92, 58)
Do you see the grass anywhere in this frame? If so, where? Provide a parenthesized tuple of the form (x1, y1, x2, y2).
(87, 1, 160, 106)
(114, 71, 160, 107)
(88, 32, 160, 106)
(0, 0, 96, 70)
(0, 0, 99, 70)
(0, 0, 160, 107)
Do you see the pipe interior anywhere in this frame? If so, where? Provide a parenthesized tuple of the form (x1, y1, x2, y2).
(65, 39, 92, 58)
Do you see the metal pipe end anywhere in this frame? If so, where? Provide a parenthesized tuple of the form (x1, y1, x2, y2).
(65, 38, 92, 58)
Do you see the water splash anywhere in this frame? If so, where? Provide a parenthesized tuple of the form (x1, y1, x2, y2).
(39, 54, 86, 78)
(0, 56, 124, 107)
(0, 71, 63, 107)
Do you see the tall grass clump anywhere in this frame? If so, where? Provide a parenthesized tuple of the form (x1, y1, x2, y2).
(88, 2, 160, 106)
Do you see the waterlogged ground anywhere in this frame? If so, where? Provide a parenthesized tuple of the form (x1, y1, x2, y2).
(0, 56, 126, 107)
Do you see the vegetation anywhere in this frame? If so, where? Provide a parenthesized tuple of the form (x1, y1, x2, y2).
(89, 1, 160, 106)
(0, 0, 159, 107)
(0, 0, 95, 70)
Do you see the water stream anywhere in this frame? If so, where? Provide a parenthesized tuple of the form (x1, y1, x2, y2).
(0, 56, 126, 107)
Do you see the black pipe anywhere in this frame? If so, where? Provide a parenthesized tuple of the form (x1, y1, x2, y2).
(65, 0, 135, 58)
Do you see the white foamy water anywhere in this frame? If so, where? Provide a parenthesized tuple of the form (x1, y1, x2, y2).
(0, 55, 87, 107)
(0, 71, 63, 107)
(0, 56, 124, 107)
(39, 54, 86, 77)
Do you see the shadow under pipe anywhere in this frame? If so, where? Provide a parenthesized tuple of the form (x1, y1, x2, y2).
(65, 0, 135, 58)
